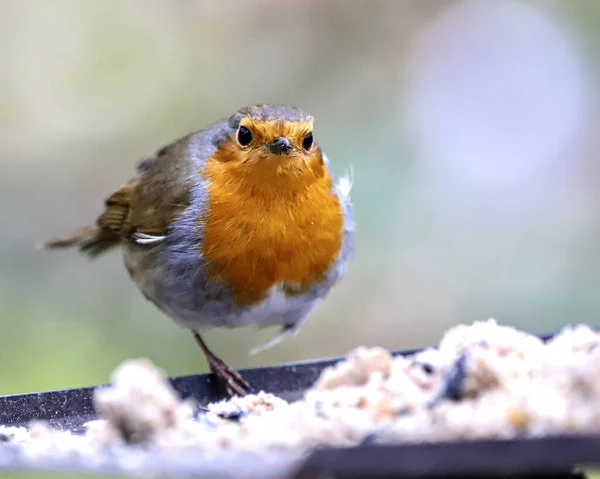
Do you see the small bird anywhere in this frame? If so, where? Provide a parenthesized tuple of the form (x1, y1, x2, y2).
(41, 104, 355, 396)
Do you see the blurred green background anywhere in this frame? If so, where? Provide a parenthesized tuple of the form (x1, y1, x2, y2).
(2, 0, 600, 400)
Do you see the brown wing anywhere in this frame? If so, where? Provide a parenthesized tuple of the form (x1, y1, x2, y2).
(41, 132, 199, 258)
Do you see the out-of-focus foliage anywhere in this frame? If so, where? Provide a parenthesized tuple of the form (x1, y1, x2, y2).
(1, 0, 600, 398)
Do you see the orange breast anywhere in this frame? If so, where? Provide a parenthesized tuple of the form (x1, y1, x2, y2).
(200, 154, 343, 306)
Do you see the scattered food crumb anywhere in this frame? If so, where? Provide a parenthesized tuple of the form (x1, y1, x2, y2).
(92, 358, 193, 444)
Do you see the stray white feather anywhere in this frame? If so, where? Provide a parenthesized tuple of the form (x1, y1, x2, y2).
(249, 326, 300, 356)
(336, 164, 354, 200)
(134, 232, 166, 245)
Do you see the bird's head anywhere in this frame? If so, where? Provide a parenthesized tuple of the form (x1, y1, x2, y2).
(211, 104, 327, 186)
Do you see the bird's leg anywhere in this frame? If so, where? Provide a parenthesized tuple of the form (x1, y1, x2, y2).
(193, 332, 251, 397)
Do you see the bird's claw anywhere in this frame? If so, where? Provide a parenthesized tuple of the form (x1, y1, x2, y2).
(207, 355, 252, 397)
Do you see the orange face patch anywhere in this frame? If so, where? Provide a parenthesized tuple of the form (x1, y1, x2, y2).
(199, 132, 343, 307)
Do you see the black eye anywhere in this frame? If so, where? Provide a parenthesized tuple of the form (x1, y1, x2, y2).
(237, 126, 252, 146)
(302, 132, 313, 151)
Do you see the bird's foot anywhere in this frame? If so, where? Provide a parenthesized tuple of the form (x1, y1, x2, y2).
(193, 332, 252, 397)
(206, 353, 251, 397)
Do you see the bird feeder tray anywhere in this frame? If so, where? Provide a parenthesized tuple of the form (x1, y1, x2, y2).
(0, 332, 594, 479)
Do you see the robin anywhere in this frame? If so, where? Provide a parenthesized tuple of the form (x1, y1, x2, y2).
(41, 104, 355, 396)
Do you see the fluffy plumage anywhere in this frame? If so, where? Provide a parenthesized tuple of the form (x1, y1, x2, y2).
(41, 104, 355, 395)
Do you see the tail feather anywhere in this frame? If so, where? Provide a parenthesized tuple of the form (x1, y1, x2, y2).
(38, 225, 119, 258)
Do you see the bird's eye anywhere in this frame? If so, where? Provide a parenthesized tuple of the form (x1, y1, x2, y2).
(302, 132, 314, 151)
(237, 126, 252, 146)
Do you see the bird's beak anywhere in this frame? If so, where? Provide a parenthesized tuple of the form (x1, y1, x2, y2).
(267, 137, 293, 154)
